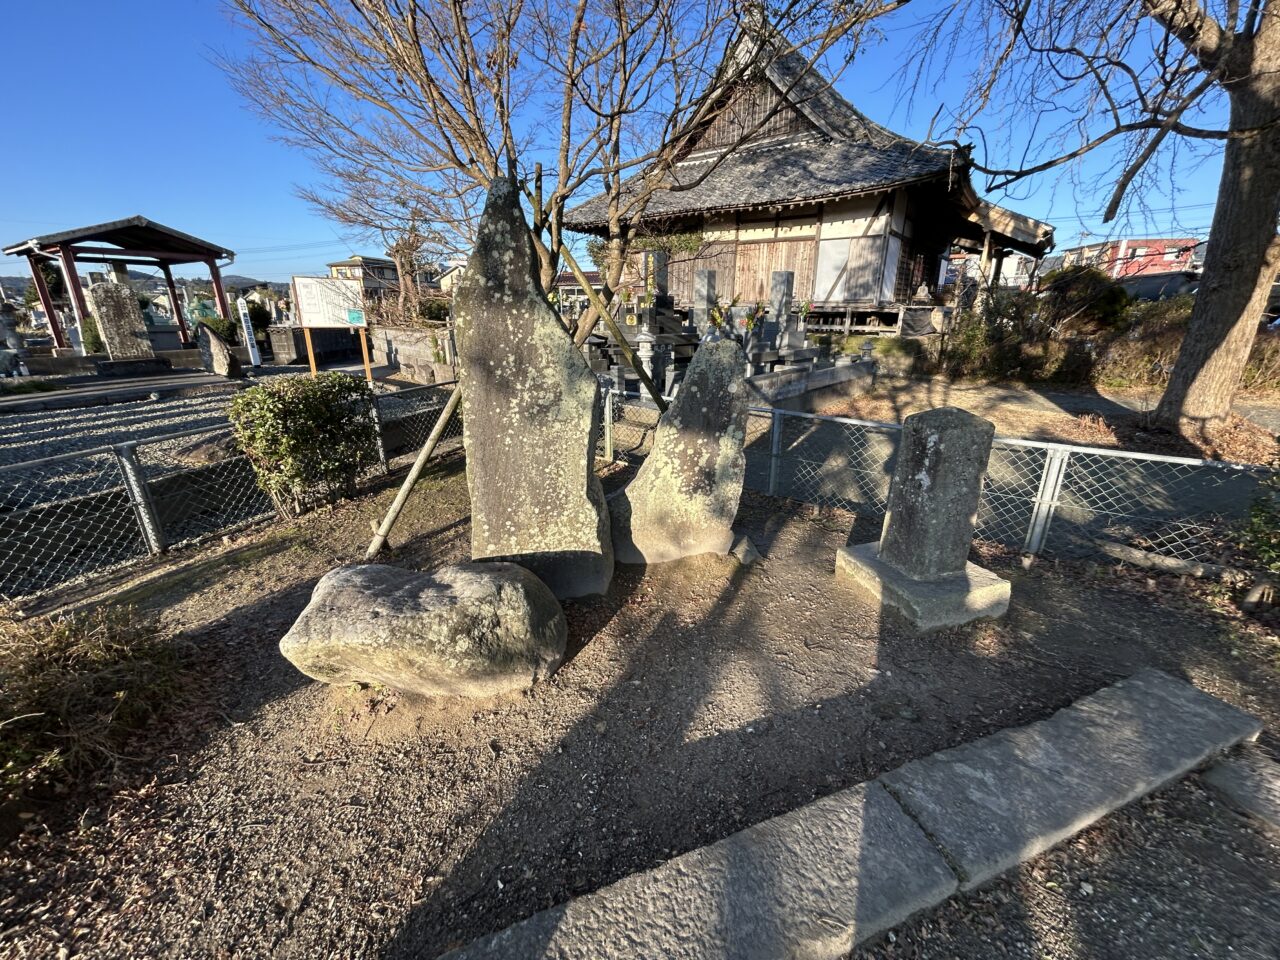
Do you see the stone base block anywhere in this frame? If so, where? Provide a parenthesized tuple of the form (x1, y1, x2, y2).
(94, 357, 171, 378)
(836, 541, 1009, 631)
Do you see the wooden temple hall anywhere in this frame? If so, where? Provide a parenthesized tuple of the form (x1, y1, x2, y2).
(565, 49, 1054, 326)
(2, 216, 235, 351)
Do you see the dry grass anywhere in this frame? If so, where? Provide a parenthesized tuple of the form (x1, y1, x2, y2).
(0, 605, 188, 803)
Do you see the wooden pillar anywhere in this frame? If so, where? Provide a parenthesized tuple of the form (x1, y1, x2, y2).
(56, 245, 90, 325)
(991, 250, 1006, 289)
(26, 254, 67, 349)
(161, 263, 191, 345)
(207, 259, 231, 319)
(977, 231, 993, 291)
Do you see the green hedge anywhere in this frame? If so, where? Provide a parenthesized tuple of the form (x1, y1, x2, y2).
(229, 372, 378, 517)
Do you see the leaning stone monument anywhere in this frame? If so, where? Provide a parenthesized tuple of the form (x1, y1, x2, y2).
(280, 562, 567, 699)
(836, 407, 1010, 630)
(453, 177, 612, 598)
(87, 282, 155, 359)
(610, 335, 750, 564)
(197, 321, 244, 379)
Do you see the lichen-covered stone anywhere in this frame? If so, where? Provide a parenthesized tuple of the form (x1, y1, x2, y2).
(279, 562, 567, 699)
(878, 406, 994, 580)
(610, 338, 750, 564)
(453, 177, 612, 598)
(87, 282, 155, 359)
(196, 322, 244, 379)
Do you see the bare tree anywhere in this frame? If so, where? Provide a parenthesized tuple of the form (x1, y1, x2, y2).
(224, 0, 902, 341)
(910, 0, 1280, 438)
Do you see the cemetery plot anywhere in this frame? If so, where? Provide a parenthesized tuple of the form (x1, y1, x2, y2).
(1, 473, 1275, 959)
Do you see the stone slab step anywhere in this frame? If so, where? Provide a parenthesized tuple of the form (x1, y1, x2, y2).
(881, 668, 1262, 889)
(444, 781, 957, 959)
(442, 669, 1260, 958)
(1204, 744, 1280, 832)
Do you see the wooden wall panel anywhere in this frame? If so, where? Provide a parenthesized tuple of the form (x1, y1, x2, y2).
(734, 240, 817, 303)
(668, 241, 737, 305)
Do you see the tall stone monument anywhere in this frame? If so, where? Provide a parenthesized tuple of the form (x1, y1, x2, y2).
(87, 282, 155, 359)
(453, 177, 613, 598)
(610, 336, 750, 564)
(836, 407, 1010, 630)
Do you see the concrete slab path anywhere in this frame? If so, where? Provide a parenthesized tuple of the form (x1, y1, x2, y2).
(443, 669, 1260, 959)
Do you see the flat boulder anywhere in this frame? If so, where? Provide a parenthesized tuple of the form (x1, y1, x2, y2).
(279, 562, 567, 699)
(453, 177, 612, 598)
(197, 322, 244, 379)
(610, 337, 750, 564)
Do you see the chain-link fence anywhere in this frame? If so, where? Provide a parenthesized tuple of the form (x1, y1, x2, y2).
(0, 382, 464, 603)
(372, 382, 464, 468)
(599, 392, 1270, 568)
(1, 382, 1270, 603)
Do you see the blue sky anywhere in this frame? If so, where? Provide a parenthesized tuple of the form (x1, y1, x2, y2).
(0, 1, 1224, 286)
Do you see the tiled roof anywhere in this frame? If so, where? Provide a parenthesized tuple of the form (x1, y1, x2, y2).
(564, 49, 957, 232)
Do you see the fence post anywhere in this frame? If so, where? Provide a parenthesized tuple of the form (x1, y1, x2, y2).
(370, 394, 389, 473)
(768, 409, 784, 496)
(114, 442, 167, 555)
(1023, 448, 1070, 555)
(603, 390, 615, 463)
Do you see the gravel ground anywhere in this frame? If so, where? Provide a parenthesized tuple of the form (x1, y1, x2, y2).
(0, 388, 238, 466)
(1, 470, 1276, 959)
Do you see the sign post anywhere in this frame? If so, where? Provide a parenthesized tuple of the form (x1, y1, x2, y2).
(235, 297, 263, 367)
(290, 276, 370, 381)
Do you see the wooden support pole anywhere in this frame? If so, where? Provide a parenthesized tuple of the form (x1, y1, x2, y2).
(303, 326, 318, 376)
(207, 259, 231, 320)
(56, 245, 90, 326)
(366, 385, 463, 560)
(161, 263, 191, 345)
(358, 327, 374, 383)
(26, 254, 67, 349)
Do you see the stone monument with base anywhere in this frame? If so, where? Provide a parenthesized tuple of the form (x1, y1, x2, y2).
(836, 406, 1010, 630)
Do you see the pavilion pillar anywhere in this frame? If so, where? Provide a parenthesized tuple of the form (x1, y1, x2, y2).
(207, 259, 231, 319)
(161, 263, 191, 345)
(26, 254, 67, 349)
(56, 245, 90, 326)
(977, 231, 993, 292)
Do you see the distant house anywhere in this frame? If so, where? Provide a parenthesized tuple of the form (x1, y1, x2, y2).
(564, 47, 1053, 326)
(437, 262, 467, 295)
(1052, 238, 1202, 279)
(327, 255, 440, 302)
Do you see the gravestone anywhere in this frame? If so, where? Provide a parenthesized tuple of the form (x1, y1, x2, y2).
(609, 337, 750, 564)
(836, 406, 1010, 630)
(774, 271, 807, 352)
(197, 322, 244, 379)
(453, 177, 613, 599)
(691, 270, 716, 337)
(0, 302, 22, 350)
(87, 282, 154, 359)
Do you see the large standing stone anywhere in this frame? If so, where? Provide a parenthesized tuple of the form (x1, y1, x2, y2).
(279, 562, 567, 699)
(197, 322, 244, 379)
(610, 337, 750, 564)
(453, 178, 612, 598)
(87, 282, 154, 359)
(836, 406, 1010, 629)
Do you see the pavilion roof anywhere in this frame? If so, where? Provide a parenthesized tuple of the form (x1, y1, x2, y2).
(2, 215, 233, 263)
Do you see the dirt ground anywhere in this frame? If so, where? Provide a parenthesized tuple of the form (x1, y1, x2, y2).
(818, 377, 1279, 465)
(2, 460, 1278, 959)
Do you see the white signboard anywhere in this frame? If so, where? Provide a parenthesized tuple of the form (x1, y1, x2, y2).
(291, 276, 367, 328)
(235, 297, 263, 366)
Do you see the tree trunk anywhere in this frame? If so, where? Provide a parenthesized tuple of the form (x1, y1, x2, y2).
(1155, 81, 1280, 437)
